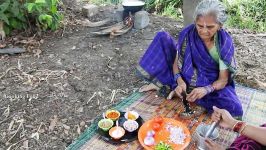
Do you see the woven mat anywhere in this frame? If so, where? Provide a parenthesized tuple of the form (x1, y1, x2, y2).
(67, 85, 266, 150)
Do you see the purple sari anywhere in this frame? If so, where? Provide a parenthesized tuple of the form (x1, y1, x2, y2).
(137, 24, 243, 117)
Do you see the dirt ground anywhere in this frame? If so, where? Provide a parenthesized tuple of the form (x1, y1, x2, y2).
(0, 5, 265, 150)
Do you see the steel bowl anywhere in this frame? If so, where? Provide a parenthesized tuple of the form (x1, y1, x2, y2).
(122, 0, 145, 13)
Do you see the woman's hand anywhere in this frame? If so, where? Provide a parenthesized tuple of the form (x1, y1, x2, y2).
(205, 138, 225, 150)
(186, 87, 207, 102)
(167, 83, 186, 99)
(175, 83, 186, 97)
(167, 76, 187, 99)
(211, 106, 237, 129)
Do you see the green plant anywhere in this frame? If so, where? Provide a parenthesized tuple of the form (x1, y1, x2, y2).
(144, 0, 183, 20)
(0, 0, 63, 35)
(25, 0, 63, 31)
(161, 5, 182, 20)
(144, 0, 182, 13)
(0, 0, 27, 34)
(223, 0, 266, 32)
(155, 141, 173, 150)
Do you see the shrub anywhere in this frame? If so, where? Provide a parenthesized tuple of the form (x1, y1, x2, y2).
(223, 0, 266, 32)
(0, 0, 63, 35)
(0, 0, 27, 35)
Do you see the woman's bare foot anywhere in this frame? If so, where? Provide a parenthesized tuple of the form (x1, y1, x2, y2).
(139, 83, 159, 92)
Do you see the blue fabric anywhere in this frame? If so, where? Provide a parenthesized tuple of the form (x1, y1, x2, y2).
(138, 25, 243, 117)
(139, 31, 177, 89)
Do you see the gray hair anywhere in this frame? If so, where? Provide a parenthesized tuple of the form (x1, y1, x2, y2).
(193, 0, 227, 25)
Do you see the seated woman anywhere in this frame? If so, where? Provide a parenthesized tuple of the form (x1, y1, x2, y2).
(205, 106, 266, 150)
(136, 0, 243, 117)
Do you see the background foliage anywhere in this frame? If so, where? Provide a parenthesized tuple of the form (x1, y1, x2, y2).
(0, 0, 63, 35)
(92, 0, 265, 32)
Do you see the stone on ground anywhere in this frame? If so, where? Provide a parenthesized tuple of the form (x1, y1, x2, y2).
(113, 6, 124, 22)
(134, 11, 149, 29)
(82, 4, 99, 17)
(0, 47, 25, 55)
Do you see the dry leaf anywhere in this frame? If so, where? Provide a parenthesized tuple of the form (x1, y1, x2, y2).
(8, 120, 14, 132)
(30, 132, 39, 140)
(38, 129, 45, 133)
(40, 39, 44, 44)
(3, 105, 10, 118)
(62, 124, 70, 130)
(64, 129, 69, 135)
(49, 115, 58, 132)
(255, 78, 266, 89)
(22, 140, 29, 149)
(76, 125, 81, 135)
(0, 43, 6, 48)
(33, 49, 42, 58)
(80, 121, 86, 127)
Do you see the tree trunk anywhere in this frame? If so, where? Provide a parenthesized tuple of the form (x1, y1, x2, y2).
(183, 0, 202, 26)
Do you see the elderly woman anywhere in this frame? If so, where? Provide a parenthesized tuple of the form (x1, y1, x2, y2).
(136, 0, 243, 117)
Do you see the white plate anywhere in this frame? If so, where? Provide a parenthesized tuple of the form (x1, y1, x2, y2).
(122, 0, 145, 6)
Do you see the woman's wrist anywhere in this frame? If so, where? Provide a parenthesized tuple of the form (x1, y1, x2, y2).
(229, 119, 238, 130)
(174, 73, 181, 83)
(204, 84, 215, 94)
(177, 77, 186, 87)
(232, 121, 247, 134)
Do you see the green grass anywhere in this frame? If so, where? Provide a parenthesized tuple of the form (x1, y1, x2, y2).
(160, 5, 182, 20)
(223, 0, 266, 32)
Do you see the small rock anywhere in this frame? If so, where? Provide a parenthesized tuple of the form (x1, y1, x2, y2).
(0, 47, 26, 55)
(39, 129, 45, 133)
(82, 4, 99, 17)
(80, 121, 86, 127)
(134, 11, 149, 29)
(71, 46, 76, 50)
(63, 124, 70, 130)
(113, 5, 124, 22)
(64, 129, 69, 135)
(77, 107, 84, 113)
(25, 125, 35, 129)
(61, 118, 68, 123)
(247, 76, 253, 80)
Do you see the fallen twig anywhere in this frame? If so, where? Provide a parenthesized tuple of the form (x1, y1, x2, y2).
(86, 92, 97, 104)
(7, 119, 24, 144)
(0, 67, 19, 79)
(110, 24, 133, 38)
(3, 105, 10, 118)
(91, 22, 124, 35)
(107, 56, 115, 70)
(6, 138, 27, 150)
(82, 18, 111, 27)
(110, 90, 116, 103)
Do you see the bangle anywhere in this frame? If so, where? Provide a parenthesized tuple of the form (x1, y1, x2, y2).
(239, 124, 247, 134)
(233, 121, 246, 133)
(174, 73, 181, 82)
(203, 85, 215, 94)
